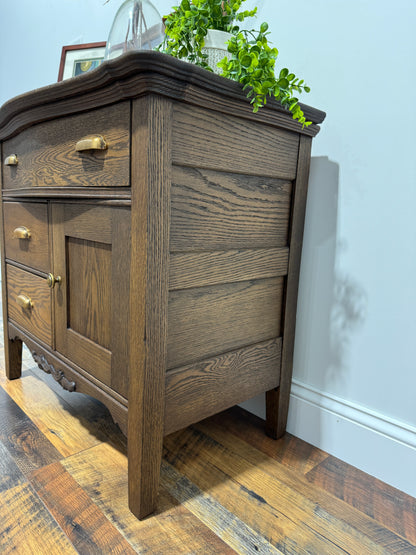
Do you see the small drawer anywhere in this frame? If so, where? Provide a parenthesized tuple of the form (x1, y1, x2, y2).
(2, 102, 130, 190)
(3, 202, 49, 272)
(6, 264, 52, 346)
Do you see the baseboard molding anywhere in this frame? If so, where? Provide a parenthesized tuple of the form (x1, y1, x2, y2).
(287, 380, 416, 497)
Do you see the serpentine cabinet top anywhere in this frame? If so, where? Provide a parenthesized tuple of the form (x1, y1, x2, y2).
(0, 51, 325, 142)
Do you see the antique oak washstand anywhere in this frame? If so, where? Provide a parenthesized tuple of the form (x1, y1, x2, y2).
(0, 52, 325, 518)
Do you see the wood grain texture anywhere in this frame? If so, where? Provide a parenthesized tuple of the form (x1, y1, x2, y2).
(168, 277, 283, 369)
(166, 425, 416, 554)
(0, 53, 325, 144)
(162, 459, 281, 554)
(0, 372, 103, 457)
(2, 102, 130, 190)
(67, 236, 111, 349)
(6, 264, 52, 346)
(266, 135, 313, 439)
(0, 483, 78, 554)
(170, 166, 292, 252)
(172, 103, 299, 179)
(305, 455, 416, 546)
(30, 462, 137, 554)
(128, 95, 171, 518)
(165, 338, 282, 434)
(209, 406, 329, 474)
(3, 201, 50, 272)
(7, 324, 128, 435)
(193, 420, 416, 553)
(62, 442, 236, 554)
(0, 386, 62, 475)
(169, 248, 289, 290)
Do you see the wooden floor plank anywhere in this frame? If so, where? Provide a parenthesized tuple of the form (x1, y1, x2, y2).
(30, 461, 138, 554)
(0, 439, 27, 492)
(0, 482, 77, 554)
(0, 369, 107, 457)
(0, 386, 62, 476)
(209, 406, 329, 473)
(306, 455, 416, 546)
(61, 442, 237, 554)
(162, 459, 285, 555)
(165, 425, 415, 554)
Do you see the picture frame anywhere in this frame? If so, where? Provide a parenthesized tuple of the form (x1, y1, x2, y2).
(58, 42, 106, 82)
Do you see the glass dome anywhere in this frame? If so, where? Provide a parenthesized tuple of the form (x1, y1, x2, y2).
(104, 0, 165, 60)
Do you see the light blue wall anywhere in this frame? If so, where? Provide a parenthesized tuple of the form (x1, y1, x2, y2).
(1, 1, 415, 494)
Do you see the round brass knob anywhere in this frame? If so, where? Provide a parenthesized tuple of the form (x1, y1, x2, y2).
(47, 273, 61, 289)
(16, 294, 32, 310)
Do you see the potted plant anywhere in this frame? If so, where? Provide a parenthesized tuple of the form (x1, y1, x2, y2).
(158, 0, 311, 126)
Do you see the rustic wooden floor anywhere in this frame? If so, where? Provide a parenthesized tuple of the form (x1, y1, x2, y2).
(0, 340, 415, 553)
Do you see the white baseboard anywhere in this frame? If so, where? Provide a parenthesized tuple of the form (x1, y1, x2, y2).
(287, 380, 416, 497)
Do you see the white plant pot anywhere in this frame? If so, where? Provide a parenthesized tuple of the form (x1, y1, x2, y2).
(201, 29, 232, 74)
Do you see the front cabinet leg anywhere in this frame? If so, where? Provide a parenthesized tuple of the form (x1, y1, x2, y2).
(4, 337, 22, 380)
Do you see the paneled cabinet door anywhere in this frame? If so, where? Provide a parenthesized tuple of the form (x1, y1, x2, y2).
(51, 203, 130, 398)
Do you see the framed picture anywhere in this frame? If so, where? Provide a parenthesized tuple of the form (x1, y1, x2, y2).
(58, 42, 106, 81)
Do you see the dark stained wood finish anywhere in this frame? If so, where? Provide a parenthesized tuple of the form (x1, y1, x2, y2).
(165, 338, 282, 434)
(3, 201, 49, 272)
(6, 264, 52, 346)
(0, 52, 325, 144)
(0, 53, 326, 519)
(170, 167, 292, 252)
(128, 95, 171, 519)
(266, 135, 313, 439)
(169, 247, 289, 290)
(2, 102, 130, 190)
(168, 278, 283, 369)
(172, 104, 299, 179)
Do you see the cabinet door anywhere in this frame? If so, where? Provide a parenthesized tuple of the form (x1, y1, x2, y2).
(52, 203, 130, 397)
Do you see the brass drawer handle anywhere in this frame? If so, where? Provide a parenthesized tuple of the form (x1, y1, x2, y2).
(4, 154, 18, 166)
(47, 273, 61, 289)
(16, 294, 32, 310)
(13, 226, 31, 240)
(75, 135, 107, 152)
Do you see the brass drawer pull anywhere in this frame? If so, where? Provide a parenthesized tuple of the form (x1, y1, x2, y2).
(75, 135, 107, 152)
(47, 273, 61, 289)
(4, 154, 18, 166)
(16, 294, 32, 310)
(13, 226, 31, 240)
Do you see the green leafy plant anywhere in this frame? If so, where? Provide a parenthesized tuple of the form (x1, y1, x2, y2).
(159, 0, 311, 125)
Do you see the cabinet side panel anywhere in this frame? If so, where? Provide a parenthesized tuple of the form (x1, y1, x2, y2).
(165, 338, 282, 434)
(167, 277, 283, 369)
(172, 103, 299, 179)
(170, 167, 292, 252)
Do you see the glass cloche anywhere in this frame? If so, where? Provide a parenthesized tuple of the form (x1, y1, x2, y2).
(104, 0, 165, 60)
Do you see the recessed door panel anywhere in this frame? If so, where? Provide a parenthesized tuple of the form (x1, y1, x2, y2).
(52, 203, 130, 396)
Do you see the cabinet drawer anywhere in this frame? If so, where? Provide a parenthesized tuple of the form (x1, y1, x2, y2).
(7, 264, 52, 346)
(2, 102, 130, 190)
(3, 202, 49, 272)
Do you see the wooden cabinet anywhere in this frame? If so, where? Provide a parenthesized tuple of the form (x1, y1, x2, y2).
(0, 51, 325, 519)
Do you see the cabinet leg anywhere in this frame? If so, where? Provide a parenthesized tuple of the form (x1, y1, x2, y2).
(127, 426, 163, 520)
(265, 386, 286, 440)
(4, 337, 23, 380)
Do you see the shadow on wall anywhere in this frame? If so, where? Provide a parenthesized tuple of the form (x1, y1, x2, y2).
(294, 156, 367, 390)
(241, 156, 366, 420)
